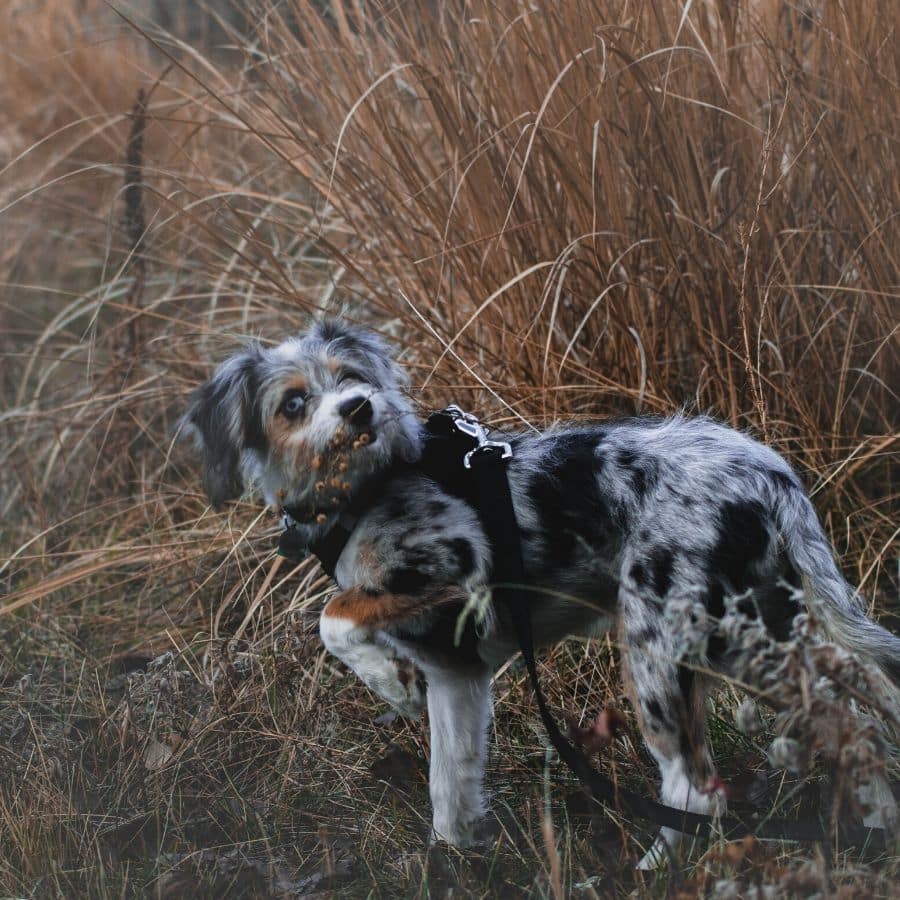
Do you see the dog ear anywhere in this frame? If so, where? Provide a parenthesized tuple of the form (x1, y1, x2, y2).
(181, 347, 262, 507)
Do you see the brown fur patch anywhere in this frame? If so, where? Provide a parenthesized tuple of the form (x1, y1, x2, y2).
(322, 586, 464, 628)
(265, 376, 310, 438)
(265, 397, 314, 475)
(281, 375, 309, 395)
(266, 414, 303, 450)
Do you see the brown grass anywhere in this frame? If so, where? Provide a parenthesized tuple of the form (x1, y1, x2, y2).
(1, 0, 898, 896)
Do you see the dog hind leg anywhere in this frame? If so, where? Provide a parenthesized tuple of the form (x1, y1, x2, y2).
(619, 588, 722, 869)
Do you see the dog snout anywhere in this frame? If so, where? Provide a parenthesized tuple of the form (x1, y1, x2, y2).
(338, 395, 373, 427)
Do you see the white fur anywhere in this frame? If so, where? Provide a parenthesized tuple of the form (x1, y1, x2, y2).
(319, 614, 425, 718)
(636, 751, 720, 870)
(425, 668, 492, 846)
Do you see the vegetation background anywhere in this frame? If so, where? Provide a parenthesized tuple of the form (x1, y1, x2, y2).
(1, 0, 897, 896)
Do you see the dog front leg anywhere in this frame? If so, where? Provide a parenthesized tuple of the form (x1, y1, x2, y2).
(319, 589, 427, 718)
(426, 666, 492, 847)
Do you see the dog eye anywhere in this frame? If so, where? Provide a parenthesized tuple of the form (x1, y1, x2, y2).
(278, 391, 306, 420)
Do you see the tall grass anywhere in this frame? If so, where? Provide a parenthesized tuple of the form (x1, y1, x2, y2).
(1, 1, 898, 895)
(248, 0, 898, 577)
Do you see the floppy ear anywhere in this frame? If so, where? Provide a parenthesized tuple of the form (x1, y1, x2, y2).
(181, 348, 262, 507)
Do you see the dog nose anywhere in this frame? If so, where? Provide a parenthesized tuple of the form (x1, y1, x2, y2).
(338, 395, 373, 426)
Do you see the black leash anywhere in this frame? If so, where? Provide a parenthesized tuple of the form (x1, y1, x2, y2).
(282, 406, 892, 851)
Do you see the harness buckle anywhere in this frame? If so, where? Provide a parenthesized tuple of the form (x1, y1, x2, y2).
(453, 417, 487, 443)
(435, 403, 514, 468)
(463, 441, 513, 468)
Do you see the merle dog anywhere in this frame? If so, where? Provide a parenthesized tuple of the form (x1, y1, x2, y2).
(183, 320, 899, 866)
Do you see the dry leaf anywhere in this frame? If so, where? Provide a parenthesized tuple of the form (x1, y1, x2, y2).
(566, 707, 627, 756)
(143, 737, 174, 771)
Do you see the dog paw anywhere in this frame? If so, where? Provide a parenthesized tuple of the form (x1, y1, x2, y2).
(635, 842, 667, 870)
(429, 819, 483, 849)
(428, 809, 500, 850)
(635, 828, 681, 870)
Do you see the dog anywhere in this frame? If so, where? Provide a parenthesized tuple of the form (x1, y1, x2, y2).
(183, 319, 900, 867)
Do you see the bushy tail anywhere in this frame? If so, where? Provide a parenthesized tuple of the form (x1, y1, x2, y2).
(775, 485, 900, 686)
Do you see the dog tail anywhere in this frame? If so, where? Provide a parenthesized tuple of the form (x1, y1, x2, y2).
(774, 479, 900, 686)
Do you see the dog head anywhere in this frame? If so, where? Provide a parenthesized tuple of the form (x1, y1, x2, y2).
(182, 320, 420, 520)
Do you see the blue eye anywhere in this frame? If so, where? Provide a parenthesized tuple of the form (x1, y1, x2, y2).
(279, 391, 306, 419)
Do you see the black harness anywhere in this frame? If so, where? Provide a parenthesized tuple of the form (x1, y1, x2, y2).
(280, 406, 890, 852)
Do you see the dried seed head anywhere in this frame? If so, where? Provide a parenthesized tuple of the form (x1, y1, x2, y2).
(722, 837, 753, 867)
(315, 513, 328, 525)
(330, 477, 342, 489)
(342, 481, 352, 492)
(310, 455, 322, 470)
(315, 481, 326, 493)
(358, 432, 370, 445)
(709, 879, 742, 900)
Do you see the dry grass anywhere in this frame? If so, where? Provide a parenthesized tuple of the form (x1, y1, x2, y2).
(1, 0, 898, 896)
